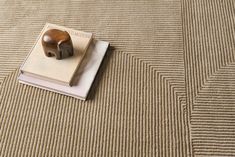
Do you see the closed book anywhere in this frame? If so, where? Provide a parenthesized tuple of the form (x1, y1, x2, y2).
(18, 40, 109, 100)
(20, 23, 92, 86)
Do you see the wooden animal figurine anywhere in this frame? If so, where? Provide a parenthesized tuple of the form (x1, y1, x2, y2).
(41, 29, 74, 60)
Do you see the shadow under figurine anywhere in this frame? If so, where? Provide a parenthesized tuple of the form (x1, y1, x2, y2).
(42, 29, 74, 60)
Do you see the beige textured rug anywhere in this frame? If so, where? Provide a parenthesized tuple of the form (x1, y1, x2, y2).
(0, 0, 234, 156)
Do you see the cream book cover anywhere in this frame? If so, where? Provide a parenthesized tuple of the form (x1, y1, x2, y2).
(18, 40, 110, 100)
(20, 23, 92, 86)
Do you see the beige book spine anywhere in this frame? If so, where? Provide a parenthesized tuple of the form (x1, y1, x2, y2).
(20, 23, 49, 74)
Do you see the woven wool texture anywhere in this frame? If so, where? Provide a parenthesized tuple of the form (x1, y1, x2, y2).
(0, 0, 234, 156)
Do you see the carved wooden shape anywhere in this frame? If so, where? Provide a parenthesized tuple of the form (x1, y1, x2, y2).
(42, 29, 74, 60)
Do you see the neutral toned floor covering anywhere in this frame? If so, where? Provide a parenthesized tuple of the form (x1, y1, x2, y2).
(0, 0, 234, 156)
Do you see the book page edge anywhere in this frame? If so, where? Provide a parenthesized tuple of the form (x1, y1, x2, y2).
(18, 77, 86, 100)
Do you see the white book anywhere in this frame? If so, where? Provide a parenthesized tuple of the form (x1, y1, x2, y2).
(20, 23, 93, 86)
(18, 40, 109, 100)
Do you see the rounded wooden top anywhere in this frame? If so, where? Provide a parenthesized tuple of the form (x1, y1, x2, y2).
(42, 29, 71, 46)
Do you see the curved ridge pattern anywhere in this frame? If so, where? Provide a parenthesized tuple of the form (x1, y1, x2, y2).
(182, 0, 235, 156)
(0, 0, 235, 156)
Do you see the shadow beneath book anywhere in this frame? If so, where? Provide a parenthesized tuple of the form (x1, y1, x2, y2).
(86, 45, 115, 100)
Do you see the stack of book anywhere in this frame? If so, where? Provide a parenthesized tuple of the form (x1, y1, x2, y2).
(18, 23, 109, 100)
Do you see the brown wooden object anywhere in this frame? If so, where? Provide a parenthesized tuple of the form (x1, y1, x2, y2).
(41, 29, 74, 60)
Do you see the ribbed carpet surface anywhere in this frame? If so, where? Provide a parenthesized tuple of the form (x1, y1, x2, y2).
(0, 0, 234, 156)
